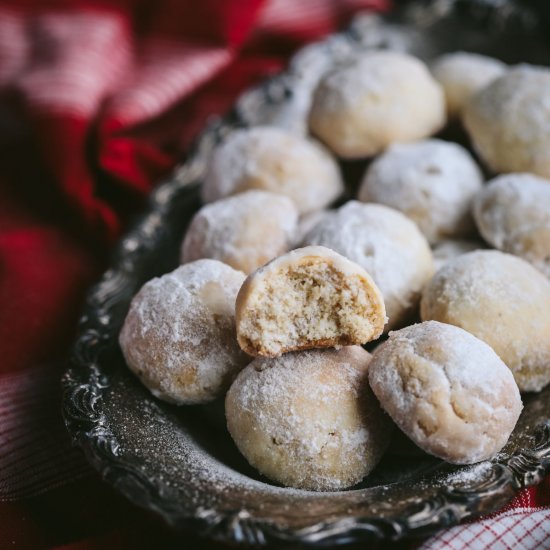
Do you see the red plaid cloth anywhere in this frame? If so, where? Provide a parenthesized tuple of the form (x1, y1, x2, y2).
(0, 0, 549, 548)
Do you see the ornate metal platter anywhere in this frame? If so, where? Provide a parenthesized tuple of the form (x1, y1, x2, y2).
(62, 1, 550, 545)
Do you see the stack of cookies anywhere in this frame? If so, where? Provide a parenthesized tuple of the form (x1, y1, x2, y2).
(119, 49, 550, 491)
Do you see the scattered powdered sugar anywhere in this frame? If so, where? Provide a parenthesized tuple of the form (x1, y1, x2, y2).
(442, 461, 493, 486)
(119, 259, 249, 405)
(303, 201, 434, 330)
(181, 190, 298, 274)
(201, 126, 343, 214)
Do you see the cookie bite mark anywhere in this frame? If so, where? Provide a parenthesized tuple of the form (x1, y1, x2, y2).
(236, 246, 386, 357)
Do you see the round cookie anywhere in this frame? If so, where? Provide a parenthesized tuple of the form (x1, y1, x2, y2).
(226, 346, 392, 491)
(430, 52, 506, 117)
(201, 126, 343, 214)
(236, 246, 386, 357)
(308, 51, 445, 159)
(473, 173, 550, 278)
(368, 321, 522, 464)
(358, 139, 483, 244)
(303, 202, 434, 331)
(119, 260, 249, 405)
(463, 65, 550, 178)
(420, 250, 550, 392)
(181, 190, 298, 274)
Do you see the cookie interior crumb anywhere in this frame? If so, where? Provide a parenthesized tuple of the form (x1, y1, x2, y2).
(237, 251, 385, 357)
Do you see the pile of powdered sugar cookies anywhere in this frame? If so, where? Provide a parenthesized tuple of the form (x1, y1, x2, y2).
(119, 49, 550, 491)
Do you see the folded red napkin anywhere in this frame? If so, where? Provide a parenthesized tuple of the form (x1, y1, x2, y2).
(0, 0, 548, 548)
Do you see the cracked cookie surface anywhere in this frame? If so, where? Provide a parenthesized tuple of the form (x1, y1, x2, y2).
(368, 321, 522, 464)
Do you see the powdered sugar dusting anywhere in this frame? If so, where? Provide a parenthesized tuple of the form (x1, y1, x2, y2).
(359, 139, 483, 244)
(226, 346, 392, 491)
(442, 461, 493, 485)
(473, 173, 550, 278)
(463, 65, 550, 178)
(315, 51, 437, 113)
(420, 250, 550, 392)
(309, 50, 445, 158)
(368, 321, 522, 464)
(119, 260, 249, 405)
(181, 190, 298, 274)
(201, 126, 343, 214)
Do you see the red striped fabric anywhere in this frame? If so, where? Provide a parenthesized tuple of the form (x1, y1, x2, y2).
(0, 367, 91, 502)
(419, 508, 550, 550)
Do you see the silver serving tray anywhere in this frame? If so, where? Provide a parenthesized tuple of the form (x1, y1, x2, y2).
(62, 1, 550, 545)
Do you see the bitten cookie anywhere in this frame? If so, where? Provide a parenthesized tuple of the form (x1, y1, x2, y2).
(473, 173, 550, 278)
(463, 65, 550, 178)
(181, 190, 298, 274)
(308, 51, 445, 158)
(236, 246, 386, 357)
(119, 260, 249, 404)
(430, 52, 506, 117)
(226, 346, 392, 491)
(201, 126, 343, 214)
(358, 139, 483, 244)
(303, 202, 434, 331)
(421, 251, 550, 392)
(368, 321, 522, 464)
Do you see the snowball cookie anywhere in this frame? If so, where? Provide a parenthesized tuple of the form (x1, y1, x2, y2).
(473, 173, 550, 278)
(201, 126, 343, 214)
(368, 321, 522, 464)
(430, 52, 506, 117)
(432, 238, 486, 272)
(358, 139, 483, 244)
(236, 246, 386, 357)
(303, 202, 434, 331)
(421, 251, 550, 392)
(181, 190, 298, 274)
(308, 51, 446, 159)
(463, 66, 550, 179)
(226, 346, 392, 490)
(119, 260, 249, 405)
